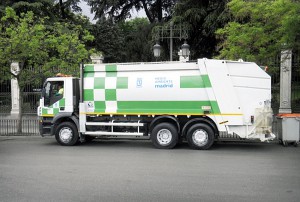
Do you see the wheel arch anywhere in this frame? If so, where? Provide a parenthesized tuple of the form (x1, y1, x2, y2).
(51, 113, 79, 136)
(149, 115, 180, 134)
(182, 117, 219, 138)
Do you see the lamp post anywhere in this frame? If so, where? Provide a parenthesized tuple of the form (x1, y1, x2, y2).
(152, 22, 189, 61)
(181, 41, 190, 58)
(169, 21, 174, 61)
(153, 42, 161, 58)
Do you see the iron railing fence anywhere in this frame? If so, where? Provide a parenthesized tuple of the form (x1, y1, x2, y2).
(0, 119, 39, 135)
(0, 79, 11, 113)
(22, 92, 41, 114)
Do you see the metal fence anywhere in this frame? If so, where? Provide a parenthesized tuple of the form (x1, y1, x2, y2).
(0, 119, 39, 135)
(0, 79, 11, 113)
(0, 81, 42, 114)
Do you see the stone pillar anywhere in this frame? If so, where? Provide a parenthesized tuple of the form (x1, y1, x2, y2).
(90, 54, 104, 64)
(279, 49, 292, 114)
(10, 62, 20, 115)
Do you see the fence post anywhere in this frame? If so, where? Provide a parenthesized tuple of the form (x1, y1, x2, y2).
(10, 62, 20, 116)
(279, 49, 292, 114)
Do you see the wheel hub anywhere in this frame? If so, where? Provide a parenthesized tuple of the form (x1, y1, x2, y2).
(59, 127, 73, 143)
(157, 129, 172, 145)
(192, 129, 208, 146)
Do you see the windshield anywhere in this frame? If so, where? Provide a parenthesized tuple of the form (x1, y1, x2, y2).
(42, 81, 64, 107)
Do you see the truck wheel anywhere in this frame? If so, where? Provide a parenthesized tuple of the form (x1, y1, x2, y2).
(55, 122, 79, 146)
(151, 123, 178, 149)
(186, 123, 214, 150)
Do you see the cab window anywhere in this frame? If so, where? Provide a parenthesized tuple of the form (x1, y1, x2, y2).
(43, 81, 64, 107)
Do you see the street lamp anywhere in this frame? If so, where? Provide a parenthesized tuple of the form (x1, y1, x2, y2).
(181, 41, 190, 58)
(153, 42, 161, 58)
(152, 22, 189, 61)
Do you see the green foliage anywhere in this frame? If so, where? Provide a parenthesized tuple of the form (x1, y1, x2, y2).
(85, 0, 175, 23)
(216, 0, 300, 63)
(0, 0, 84, 22)
(0, 7, 94, 89)
(119, 18, 154, 62)
(0, 0, 56, 19)
(173, 0, 230, 59)
(91, 18, 155, 63)
(91, 19, 126, 63)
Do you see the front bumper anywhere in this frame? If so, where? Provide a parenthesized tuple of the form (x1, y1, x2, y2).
(39, 117, 54, 137)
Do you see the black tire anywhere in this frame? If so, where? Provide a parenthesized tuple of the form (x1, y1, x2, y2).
(186, 123, 215, 150)
(150, 122, 178, 149)
(55, 122, 79, 146)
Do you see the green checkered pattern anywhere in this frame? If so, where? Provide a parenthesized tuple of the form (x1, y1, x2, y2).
(84, 64, 129, 113)
(83, 64, 221, 115)
(41, 98, 65, 116)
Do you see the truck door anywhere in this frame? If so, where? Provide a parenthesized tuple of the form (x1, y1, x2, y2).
(41, 80, 66, 116)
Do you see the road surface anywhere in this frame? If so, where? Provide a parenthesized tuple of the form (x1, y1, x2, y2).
(0, 136, 299, 202)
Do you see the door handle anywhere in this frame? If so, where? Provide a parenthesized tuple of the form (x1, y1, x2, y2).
(60, 107, 65, 111)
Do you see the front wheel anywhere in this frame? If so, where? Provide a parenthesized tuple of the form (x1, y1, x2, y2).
(186, 123, 215, 150)
(151, 123, 178, 149)
(55, 122, 79, 146)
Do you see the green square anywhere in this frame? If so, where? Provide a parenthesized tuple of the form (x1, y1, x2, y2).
(117, 77, 128, 89)
(59, 98, 65, 107)
(105, 89, 116, 101)
(42, 108, 48, 115)
(105, 64, 117, 77)
(105, 64, 117, 72)
(84, 65, 94, 72)
(84, 72, 94, 78)
(53, 108, 59, 114)
(106, 72, 117, 77)
(94, 101, 106, 112)
(84, 89, 94, 101)
(94, 77, 105, 89)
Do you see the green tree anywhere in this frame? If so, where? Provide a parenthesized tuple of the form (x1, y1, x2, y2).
(119, 18, 154, 62)
(91, 19, 126, 63)
(173, 0, 230, 59)
(0, 0, 56, 19)
(216, 0, 300, 63)
(0, 7, 94, 132)
(85, 0, 175, 23)
(0, 1, 83, 21)
(55, 0, 81, 19)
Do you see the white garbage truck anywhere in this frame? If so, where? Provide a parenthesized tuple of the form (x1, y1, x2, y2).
(37, 58, 274, 149)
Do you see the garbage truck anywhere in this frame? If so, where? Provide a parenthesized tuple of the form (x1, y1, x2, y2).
(37, 58, 275, 149)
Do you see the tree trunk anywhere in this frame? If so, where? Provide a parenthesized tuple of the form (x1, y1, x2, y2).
(141, 0, 154, 23)
(59, 0, 66, 19)
(157, 0, 162, 22)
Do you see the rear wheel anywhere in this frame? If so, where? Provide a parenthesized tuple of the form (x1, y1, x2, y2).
(55, 122, 79, 146)
(151, 123, 178, 149)
(186, 123, 215, 150)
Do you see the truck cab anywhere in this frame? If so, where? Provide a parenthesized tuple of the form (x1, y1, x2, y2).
(38, 77, 80, 136)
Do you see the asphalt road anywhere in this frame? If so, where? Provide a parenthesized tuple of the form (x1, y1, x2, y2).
(0, 136, 299, 202)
